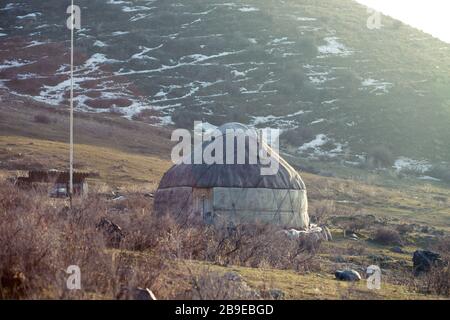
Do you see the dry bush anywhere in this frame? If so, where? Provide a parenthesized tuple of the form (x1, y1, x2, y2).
(197, 222, 319, 271)
(309, 200, 335, 225)
(143, 218, 320, 272)
(0, 180, 321, 299)
(421, 266, 450, 297)
(432, 236, 450, 254)
(344, 219, 370, 234)
(345, 243, 367, 256)
(396, 223, 415, 235)
(280, 127, 314, 146)
(365, 146, 395, 169)
(187, 268, 260, 300)
(372, 228, 402, 246)
(33, 114, 53, 124)
(0, 181, 164, 299)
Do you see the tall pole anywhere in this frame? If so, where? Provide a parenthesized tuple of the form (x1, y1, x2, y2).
(69, 0, 74, 202)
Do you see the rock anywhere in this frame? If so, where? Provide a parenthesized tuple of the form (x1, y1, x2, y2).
(348, 233, 359, 241)
(282, 228, 306, 239)
(117, 286, 157, 300)
(112, 195, 126, 201)
(335, 269, 361, 282)
(223, 271, 242, 282)
(390, 246, 404, 254)
(420, 226, 429, 233)
(133, 287, 157, 300)
(282, 226, 329, 242)
(413, 250, 443, 275)
(333, 255, 346, 263)
(96, 217, 124, 247)
(267, 289, 285, 300)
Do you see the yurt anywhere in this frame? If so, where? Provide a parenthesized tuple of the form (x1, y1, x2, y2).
(154, 123, 309, 229)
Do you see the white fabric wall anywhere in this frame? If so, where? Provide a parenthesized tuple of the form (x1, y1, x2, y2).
(212, 187, 309, 229)
(155, 186, 309, 229)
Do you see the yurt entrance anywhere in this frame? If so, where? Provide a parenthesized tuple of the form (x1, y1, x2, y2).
(193, 188, 213, 222)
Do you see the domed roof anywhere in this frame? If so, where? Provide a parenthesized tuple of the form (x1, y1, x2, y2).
(158, 123, 306, 190)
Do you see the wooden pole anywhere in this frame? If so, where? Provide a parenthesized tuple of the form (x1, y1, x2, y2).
(69, 0, 74, 206)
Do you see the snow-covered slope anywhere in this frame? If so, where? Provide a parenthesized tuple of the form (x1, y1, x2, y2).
(1, 0, 450, 165)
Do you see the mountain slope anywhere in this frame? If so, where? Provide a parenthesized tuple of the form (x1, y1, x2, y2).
(1, 0, 450, 165)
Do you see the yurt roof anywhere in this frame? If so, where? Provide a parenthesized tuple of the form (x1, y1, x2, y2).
(158, 123, 306, 190)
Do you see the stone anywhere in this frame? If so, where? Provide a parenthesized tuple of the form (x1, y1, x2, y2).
(267, 289, 285, 300)
(96, 217, 124, 247)
(223, 271, 242, 282)
(348, 233, 359, 241)
(133, 287, 157, 300)
(390, 246, 404, 254)
(335, 269, 362, 282)
(413, 250, 443, 274)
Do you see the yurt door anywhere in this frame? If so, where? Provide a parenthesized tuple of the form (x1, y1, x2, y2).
(193, 188, 213, 221)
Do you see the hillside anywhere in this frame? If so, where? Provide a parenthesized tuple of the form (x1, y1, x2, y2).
(1, 0, 450, 167)
(1, 111, 449, 298)
(1, 91, 449, 300)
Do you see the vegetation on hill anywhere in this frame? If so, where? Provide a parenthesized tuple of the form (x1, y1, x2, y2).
(1, 181, 448, 299)
(1, 0, 450, 164)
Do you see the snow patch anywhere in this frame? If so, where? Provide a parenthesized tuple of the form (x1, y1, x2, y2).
(94, 40, 108, 47)
(0, 59, 35, 71)
(296, 17, 317, 21)
(310, 118, 325, 124)
(361, 78, 393, 94)
(231, 70, 246, 78)
(418, 176, 441, 182)
(318, 37, 352, 57)
(17, 12, 41, 19)
(299, 134, 328, 151)
(393, 157, 431, 173)
(251, 110, 305, 126)
(112, 31, 130, 36)
(239, 7, 259, 12)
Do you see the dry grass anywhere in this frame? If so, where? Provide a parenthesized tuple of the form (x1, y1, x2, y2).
(0, 179, 448, 300)
(373, 228, 403, 246)
(0, 181, 165, 299)
(0, 181, 320, 299)
(0, 136, 171, 189)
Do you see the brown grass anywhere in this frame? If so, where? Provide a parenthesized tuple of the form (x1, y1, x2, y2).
(372, 228, 403, 246)
(0, 181, 321, 299)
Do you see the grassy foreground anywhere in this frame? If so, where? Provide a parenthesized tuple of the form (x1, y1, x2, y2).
(0, 97, 449, 299)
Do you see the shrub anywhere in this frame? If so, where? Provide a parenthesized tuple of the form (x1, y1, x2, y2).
(426, 165, 450, 184)
(396, 224, 414, 235)
(373, 228, 402, 246)
(0, 182, 164, 299)
(171, 110, 200, 129)
(0, 181, 321, 299)
(309, 200, 335, 225)
(418, 265, 450, 297)
(297, 37, 318, 59)
(33, 114, 52, 124)
(280, 127, 314, 147)
(187, 268, 260, 300)
(366, 146, 395, 168)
